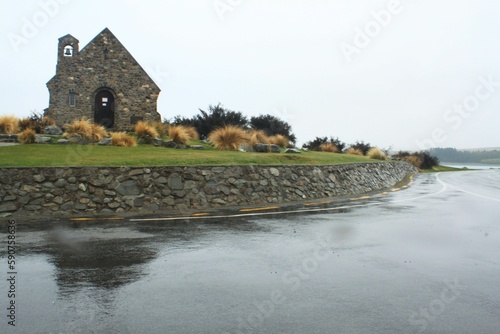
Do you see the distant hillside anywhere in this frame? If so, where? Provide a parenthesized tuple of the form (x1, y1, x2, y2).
(430, 147, 500, 164)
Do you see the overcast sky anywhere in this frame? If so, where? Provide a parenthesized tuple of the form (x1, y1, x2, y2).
(1, 0, 500, 150)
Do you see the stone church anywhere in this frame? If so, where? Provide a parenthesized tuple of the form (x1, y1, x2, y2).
(45, 28, 161, 130)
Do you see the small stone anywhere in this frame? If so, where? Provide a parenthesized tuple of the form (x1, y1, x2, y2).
(78, 183, 87, 192)
(269, 168, 280, 177)
(190, 145, 204, 150)
(44, 125, 63, 135)
(54, 179, 67, 188)
(285, 148, 302, 154)
(108, 202, 120, 209)
(53, 196, 64, 204)
(67, 176, 77, 184)
(3, 195, 16, 201)
(0, 203, 17, 212)
(33, 175, 45, 183)
(168, 173, 183, 190)
(98, 138, 112, 145)
(212, 198, 227, 205)
(34, 136, 52, 144)
(162, 141, 177, 148)
(56, 139, 70, 144)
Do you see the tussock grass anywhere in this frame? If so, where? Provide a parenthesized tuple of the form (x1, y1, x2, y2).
(270, 134, 289, 148)
(183, 125, 200, 141)
(320, 142, 338, 153)
(168, 125, 190, 144)
(208, 126, 249, 151)
(404, 155, 423, 168)
(367, 147, 387, 160)
(135, 121, 159, 141)
(90, 123, 108, 141)
(248, 130, 270, 146)
(111, 132, 137, 147)
(0, 115, 20, 134)
(346, 147, 364, 156)
(64, 118, 108, 142)
(148, 121, 169, 138)
(18, 128, 36, 144)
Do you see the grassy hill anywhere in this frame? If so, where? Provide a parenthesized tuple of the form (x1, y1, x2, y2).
(0, 143, 377, 167)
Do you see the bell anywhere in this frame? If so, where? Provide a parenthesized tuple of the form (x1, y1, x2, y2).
(64, 47, 72, 56)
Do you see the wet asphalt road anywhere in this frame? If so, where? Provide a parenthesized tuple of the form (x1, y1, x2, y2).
(1, 170, 499, 334)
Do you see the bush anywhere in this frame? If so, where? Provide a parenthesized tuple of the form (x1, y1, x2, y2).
(346, 147, 363, 156)
(64, 118, 108, 142)
(0, 115, 20, 134)
(148, 120, 169, 138)
(250, 114, 296, 144)
(183, 125, 200, 141)
(111, 132, 137, 147)
(90, 123, 108, 141)
(349, 141, 371, 155)
(367, 147, 387, 160)
(168, 125, 190, 145)
(269, 134, 289, 148)
(19, 112, 55, 133)
(208, 126, 248, 151)
(134, 121, 159, 143)
(392, 150, 439, 169)
(248, 129, 270, 146)
(302, 136, 345, 152)
(320, 142, 338, 153)
(18, 128, 36, 144)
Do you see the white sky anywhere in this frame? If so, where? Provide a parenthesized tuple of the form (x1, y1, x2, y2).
(1, 0, 500, 150)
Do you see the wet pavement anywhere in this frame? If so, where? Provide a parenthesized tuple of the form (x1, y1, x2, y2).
(1, 170, 499, 333)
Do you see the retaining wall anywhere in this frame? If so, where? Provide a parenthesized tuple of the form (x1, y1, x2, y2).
(0, 162, 418, 218)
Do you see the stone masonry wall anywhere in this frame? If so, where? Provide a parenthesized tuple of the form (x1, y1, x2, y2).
(0, 162, 417, 218)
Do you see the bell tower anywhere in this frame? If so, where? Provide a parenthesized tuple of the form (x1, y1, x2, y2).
(57, 34, 79, 62)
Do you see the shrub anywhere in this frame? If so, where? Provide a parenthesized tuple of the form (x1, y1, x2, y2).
(64, 118, 107, 142)
(168, 125, 190, 144)
(111, 132, 137, 147)
(182, 125, 200, 141)
(404, 155, 423, 168)
(416, 151, 440, 169)
(303, 136, 345, 152)
(148, 120, 169, 138)
(19, 112, 55, 133)
(367, 147, 387, 160)
(134, 121, 159, 143)
(320, 142, 338, 153)
(270, 134, 289, 148)
(349, 141, 371, 155)
(64, 118, 93, 140)
(90, 123, 108, 141)
(250, 114, 296, 144)
(208, 126, 249, 151)
(0, 115, 20, 134)
(18, 128, 36, 144)
(346, 147, 363, 156)
(248, 129, 270, 146)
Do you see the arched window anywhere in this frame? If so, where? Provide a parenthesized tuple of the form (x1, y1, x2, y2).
(64, 45, 74, 57)
(68, 90, 76, 106)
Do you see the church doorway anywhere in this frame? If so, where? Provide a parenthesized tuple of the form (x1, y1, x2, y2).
(94, 89, 115, 128)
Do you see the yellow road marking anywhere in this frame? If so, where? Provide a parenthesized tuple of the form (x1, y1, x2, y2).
(191, 212, 210, 217)
(391, 188, 401, 192)
(70, 217, 124, 221)
(304, 201, 332, 206)
(240, 206, 280, 213)
(350, 196, 371, 201)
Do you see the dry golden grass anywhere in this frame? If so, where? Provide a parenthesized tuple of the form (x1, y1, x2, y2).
(147, 120, 169, 138)
(40, 116, 56, 127)
(183, 125, 200, 141)
(0, 115, 20, 134)
(90, 123, 108, 141)
(270, 134, 290, 148)
(346, 147, 364, 156)
(64, 118, 93, 139)
(404, 155, 423, 168)
(64, 118, 108, 141)
(111, 132, 137, 147)
(168, 125, 190, 144)
(134, 121, 159, 139)
(18, 128, 36, 144)
(320, 142, 338, 153)
(367, 147, 387, 160)
(248, 130, 270, 146)
(208, 126, 249, 151)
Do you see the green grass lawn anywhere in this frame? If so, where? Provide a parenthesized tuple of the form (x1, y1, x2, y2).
(0, 143, 378, 167)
